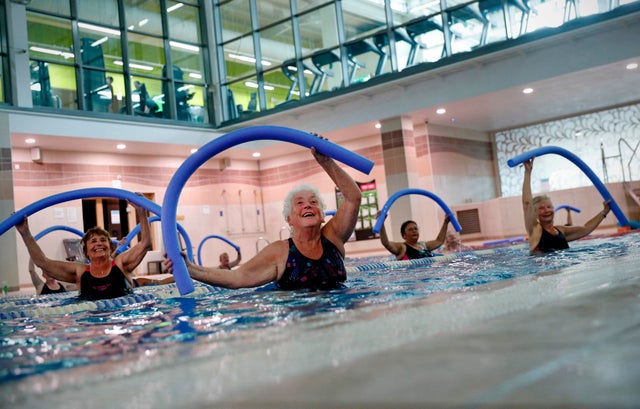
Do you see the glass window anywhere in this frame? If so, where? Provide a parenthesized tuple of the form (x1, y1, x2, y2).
(27, 13, 74, 64)
(263, 66, 294, 107)
(127, 33, 165, 77)
(0, 55, 4, 103)
(180, 83, 207, 123)
(78, 24, 123, 70)
(170, 43, 204, 83)
(260, 22, 295, 71)
(28, 0, 71, 16)
(77, 0, 119, 27)
(399, 1, 443, 24)
(341, 0, 387, 42)
(30, 61, 77, 110)
(220, 0, 252, 42)
(299, 5, 338, 53)
(129, 77, 163, 117)
(308, 48, 345, 94)
(297, 0, 333, 13)
(224, 35, 256, 82)
(82, 67, 112, 113)
(167, 1, 202, 44)
(105, 73, 126, 114)
(125, 0, 163, 36)
(405, 14, 445, 65)
(257, 0, 291, 27)
(228, 78, 258, 117)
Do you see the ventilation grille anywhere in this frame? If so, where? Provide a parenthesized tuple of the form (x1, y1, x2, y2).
(456, 208, 481, 234)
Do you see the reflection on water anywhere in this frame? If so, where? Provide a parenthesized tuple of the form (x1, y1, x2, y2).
(1, 232, 638, 384)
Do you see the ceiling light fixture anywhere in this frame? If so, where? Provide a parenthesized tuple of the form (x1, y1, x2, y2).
(167, 3, 183, 13)
(626, 62, 638, 70)
(436, 108, 446, 114)
(252, 152, 261, 158)
(375, 123, 381, 129)
(25, 138, 36, 144)
(523, 87, 534, 94)
(116, 144, 126, 150)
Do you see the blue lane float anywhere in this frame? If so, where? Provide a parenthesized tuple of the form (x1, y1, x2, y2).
(116, 215, 194, 262)
(372, 188, 462, 234)
(162, 125, 375, 295)
(507, 146, 629, 227)
(197, 235, 240, 266)
(554, 205, 581, 213)
(0, 187, 162, 236)
(34, 225, 85, 241)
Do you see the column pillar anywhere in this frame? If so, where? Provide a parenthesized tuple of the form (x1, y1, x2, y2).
(0, 113, 19, 292)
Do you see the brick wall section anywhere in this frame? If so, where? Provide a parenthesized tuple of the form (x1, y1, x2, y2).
(11, 145, 381, 189)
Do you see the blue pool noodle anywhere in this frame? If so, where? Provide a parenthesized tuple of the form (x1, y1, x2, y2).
(117, 215, 194, 262)
(0, 188, 162, 237)
(197, 235, 240, 265)
(507, 146, 629, 226)
(34, 225, 85, 241)
(372, 188, 462, 234)
(162, 125, 375, 295)
(554, 205, 581, 213)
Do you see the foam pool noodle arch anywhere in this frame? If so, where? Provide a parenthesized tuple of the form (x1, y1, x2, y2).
(162, 125, 375, 295)
(507, 146, 629, 227)
(197, 235, 240, 266)
(115, 215, 193, 262)
(372, 188, 462, 234)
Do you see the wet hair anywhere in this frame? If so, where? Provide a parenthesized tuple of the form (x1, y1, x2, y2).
(532, 195, 552, 208)
(400, 220, 417, 236)
(282, 184, 325, 222)
(81, 227, 116, 258)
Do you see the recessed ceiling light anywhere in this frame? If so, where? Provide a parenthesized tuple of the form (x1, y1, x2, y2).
(25, 138, 36, 144)
(116, 144, 126, 150)
(375, 123, 381, 129)
(252, 152, 261, 158)
(626, 62, 638, 70)
(522, 87, 534, 94)
(190, 148, 198, 154)
(436, 108, 446, 115)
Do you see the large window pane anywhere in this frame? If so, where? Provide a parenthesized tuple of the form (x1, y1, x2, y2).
(167, 1, 201, 44)
(30, 61, 77, 110)
(77, 0, 119, 27)
(170, 43, 204, 82)
(27, 13, 74, 64)
(220, 0, 252, 42)
(129, 77, 163, 117)
(257, 0, 291, 27)
(83, 67, 111, 113)
(263, 66, 294, 107)
(125, 0, 163, 36)
(297, 0, 333, 13)
(127, 33, 165, 77)
(224, 36, 256, 81)
(299, 5, 338, 53)
(78, 23, 123, 70)
(342, 0, 387, 42)
(260, 22, 295, 70)
(28, 0, 71, 16)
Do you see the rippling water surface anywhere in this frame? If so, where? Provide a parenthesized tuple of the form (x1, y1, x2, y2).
(1, 232, 638, 383)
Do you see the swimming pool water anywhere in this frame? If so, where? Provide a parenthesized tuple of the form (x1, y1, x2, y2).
(1, 232, 638, 398)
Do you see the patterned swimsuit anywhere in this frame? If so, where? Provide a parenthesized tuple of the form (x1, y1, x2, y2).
(277, 236, 346, 291)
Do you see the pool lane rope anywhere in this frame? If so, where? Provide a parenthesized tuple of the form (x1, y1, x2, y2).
(372, 188, 462, 234)
(197, 235, 240, 266)
(507, 146, 629, 226)
(162, 126, 375, 295)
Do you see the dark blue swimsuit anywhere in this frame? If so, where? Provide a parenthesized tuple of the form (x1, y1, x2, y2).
(534, 228, 569, 253)
(402, 243, 434, 260)
(277, 236, 346, 291)
(80, 261, 133, 300)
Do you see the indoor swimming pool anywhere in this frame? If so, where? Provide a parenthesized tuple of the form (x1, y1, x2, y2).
(1, 231, 639, 408)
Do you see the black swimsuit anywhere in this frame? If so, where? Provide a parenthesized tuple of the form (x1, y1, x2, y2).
(534, 228, 569, 253)
(277, 236, 346, 291)
(402, 243, 434, 260)
(79, 261, 133, 300)
(40, 284, 66, 295)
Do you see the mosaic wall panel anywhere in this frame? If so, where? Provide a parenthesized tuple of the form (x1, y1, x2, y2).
(496, 103, 640, 197)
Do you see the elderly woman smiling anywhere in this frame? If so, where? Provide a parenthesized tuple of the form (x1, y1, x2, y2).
(165, 140, 362, 291)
